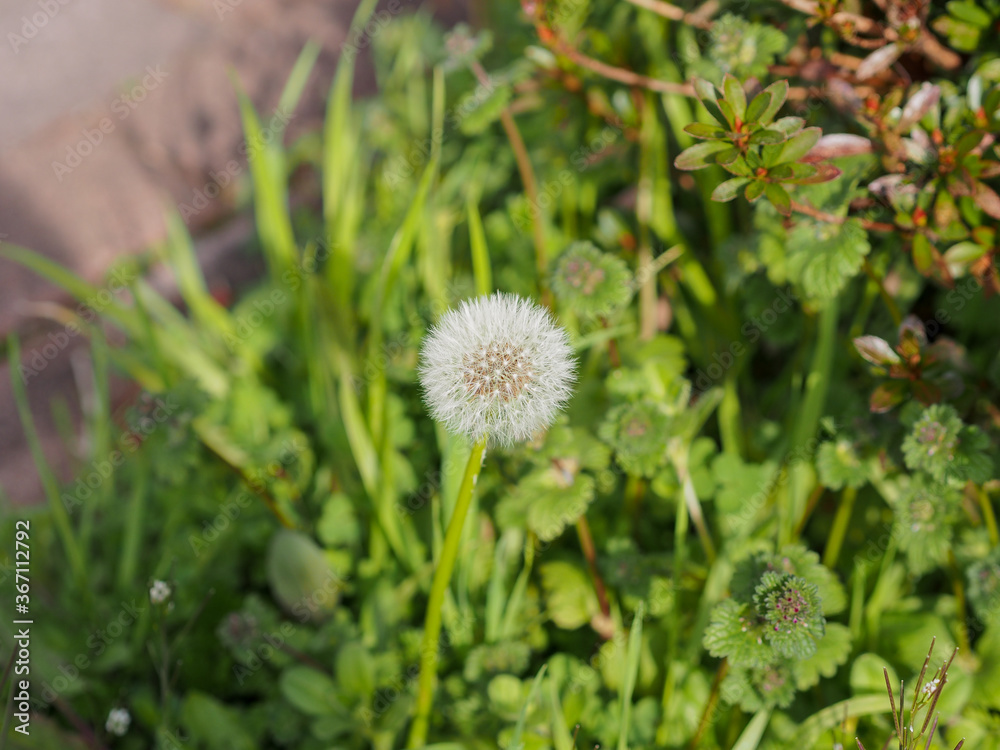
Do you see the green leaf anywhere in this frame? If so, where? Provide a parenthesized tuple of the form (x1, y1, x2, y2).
(181, 691, 256, 750)
(792, 623, 852, 690)
(684, 122, 728, 139)
(539, 561, 599, 630)
(723, 74, 747, 122)
(911, 233, 935, 274)
(765, 183, 791, 215)
(266, 530, 341, 621)
(757, 80, 789, 124)
(317, 492, 361, 548)
(748, 128, 786, 145)
(526, 473, 596, 542)
(947, 0, 992, 28)
(815, 440, 867, 490)
(674, 140, 734, 170)
(745, 91, 772, 124)
(771, 127, 822, 165)
(786, 219, 870, 299)
(336, 644, 376, 701)
(712, 177, 751, 202)
(280, 667, 341, 716)
(850, 653, 899, 695)
(458, 83, 513, 135)
(745, 180, 766, 202)
(694, 78, 730, 128)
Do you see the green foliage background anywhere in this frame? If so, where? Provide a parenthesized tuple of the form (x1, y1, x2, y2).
(2, 0, 1000, 749)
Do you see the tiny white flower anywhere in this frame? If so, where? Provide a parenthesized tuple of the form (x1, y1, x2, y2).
(923, 677, 940, 694)
(419, 292, 576, 446)
(149, 580, 171, 604)
(105, 707, 131, 736)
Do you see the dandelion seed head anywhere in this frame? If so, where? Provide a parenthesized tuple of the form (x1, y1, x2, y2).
(419, 292, 576, 446)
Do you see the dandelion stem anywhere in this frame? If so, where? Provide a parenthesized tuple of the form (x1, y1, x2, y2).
(409, 437, 487, 748)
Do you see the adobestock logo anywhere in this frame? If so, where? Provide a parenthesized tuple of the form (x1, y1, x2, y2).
(7, 0, 75, 54)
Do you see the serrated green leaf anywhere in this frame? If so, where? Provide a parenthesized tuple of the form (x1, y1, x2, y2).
(792, 623, 852, 690)
(527, 473, 596, 542)
(786, 219, 870, 299)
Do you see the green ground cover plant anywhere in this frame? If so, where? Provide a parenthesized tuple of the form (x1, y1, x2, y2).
(2, 0, 1000, 748)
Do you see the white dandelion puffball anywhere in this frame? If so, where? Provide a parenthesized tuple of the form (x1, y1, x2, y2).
(419, 292, 576, 446)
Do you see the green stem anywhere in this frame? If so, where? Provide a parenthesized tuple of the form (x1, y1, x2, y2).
(977, 485, 999, 546)
(408, 437, 487, 748)
(822, 486, 856, 569)
(656, 480, 689, 746)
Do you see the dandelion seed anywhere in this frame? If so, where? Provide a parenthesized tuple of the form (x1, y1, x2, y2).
(419, 292, 576, 446)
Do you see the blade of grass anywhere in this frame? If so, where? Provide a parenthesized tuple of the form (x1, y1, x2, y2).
(618, 602, 645, 750)
(510, 664, 548, 750)
(732, 708, 772, 750)
(162, 210, 236, 341)
(467, 192, 493, 297)
(232, 74, 297, 277)
(367, 154, 440, 449)
(499, 534, 536, 641)
(0, 243, 138, 335)
(275, 40, 321, 138)
(549, 673, 574, 750)
(9, 335, 87, 586)
(323, 0, 378, 308)
(116, 450, 148, 590)
(130, 280, 230, 397)
(78, 331, 112, 554)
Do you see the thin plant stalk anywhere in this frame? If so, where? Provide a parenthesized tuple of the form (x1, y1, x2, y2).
(408, 437, 487, 748)
(575, 515, 612, 636)
(823, 486, 857, 568)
